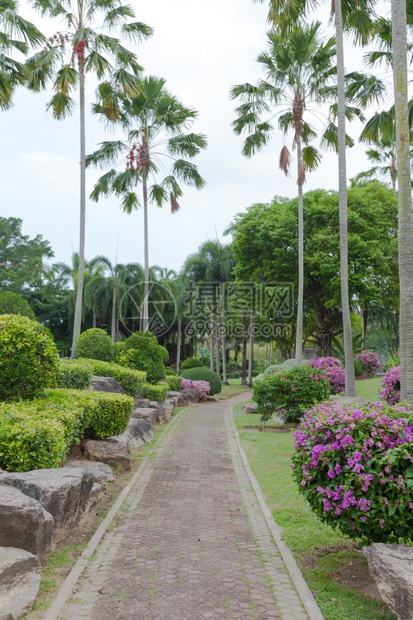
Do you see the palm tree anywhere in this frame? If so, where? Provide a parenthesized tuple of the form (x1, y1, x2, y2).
(26, 0, 153, 357)
(0, 0, 44, 110)
(231, 21, 340, 367)
(351, 136, 400, 190)
(392, 0, 413, 402)
(86, 75, 207, 331)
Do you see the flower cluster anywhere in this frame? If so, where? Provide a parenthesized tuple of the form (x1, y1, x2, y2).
(292, 401, 413, 542)
(380, 365, 400, 406)
(355, 350, 380, 375)
(309, 357, 345, 394)
(181, 378, 210, 400)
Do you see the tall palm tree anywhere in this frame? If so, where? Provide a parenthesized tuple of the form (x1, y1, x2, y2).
(86, 75, 207, 331)
(254, 0, 377, 396)
(26, 0, 153, 357)
(0, 0, 44, 110)
(351, 136, 400, 190)
(392, 0, 413, 402)
(231, 21, 340, 366)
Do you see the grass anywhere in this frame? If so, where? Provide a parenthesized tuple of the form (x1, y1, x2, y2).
(355, 376, 383, 400)
(216, 378, 252, 400)
(233, 408, 395, 620)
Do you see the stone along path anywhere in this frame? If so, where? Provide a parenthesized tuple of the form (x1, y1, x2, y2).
(57, 395, 312, 620)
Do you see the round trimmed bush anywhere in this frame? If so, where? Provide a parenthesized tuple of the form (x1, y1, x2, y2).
(181, 357, 203, 370)
(180, 367, 222, 395)
(76, 328, 113, 362)
(292, 401, 413, 543)
(0, 314, 60, 401)
(0, 292, 35, 319)
(117, 331, 166, 383)
(165, 367, 176, 376)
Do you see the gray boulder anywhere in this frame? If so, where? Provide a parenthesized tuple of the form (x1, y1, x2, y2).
(0, 547, 41, 619)
(89, 376, 124, 394)
(162, 400, 175, 418)
(63, 460, 115, 488)
(0, 486, 53, 563)
(83, 438, 132, 470)
(181, 388, 198, 404)
(121, 419, 153, 448)
(148, 401, 168, 424)
(242, 403, 259, 414)
(166, 391, 181, 406)
(363, 544, 413, 620)
(0, 468, 95, 546)
(134, 398, 150, 408)
(131, 407, 158, 428)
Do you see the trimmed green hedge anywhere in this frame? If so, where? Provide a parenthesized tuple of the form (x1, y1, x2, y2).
(141, 382, 168, 403)
(180, 367, 222, 395)
(166, 375, 182, 391)
(56, 360, 93, 390)
(180, 357, 203, 370)
(58, 359, 146, 398)
(0, 389, 134, 472)
(76, 328, 113, 362)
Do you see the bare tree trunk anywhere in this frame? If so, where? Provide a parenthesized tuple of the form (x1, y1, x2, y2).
(216, 293, 221, 378)
(142, 166, 150, 332)
(111, 278, 117, 343)
(247, 310, 255, 386)
(241, 312, 248, 384)
(176, 317, 182, 374)
(295, 137, 304, 365)
(393, 0, 413, 402)
(221, 283, 228, 384)
(335, 0, 356, 397)
(363, 308, 368, 350)
(92, 314, 96, 328)
(210, 310, 215, 371)
(71, 69, 86, 358)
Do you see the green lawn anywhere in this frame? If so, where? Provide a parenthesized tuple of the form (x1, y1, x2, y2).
(233, 410, 395, 620)
(215, 378, 251, 400)
(355, 376, 383, 400)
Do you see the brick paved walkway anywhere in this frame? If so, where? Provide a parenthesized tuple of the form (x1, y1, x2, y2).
(58, 396, 310, 620)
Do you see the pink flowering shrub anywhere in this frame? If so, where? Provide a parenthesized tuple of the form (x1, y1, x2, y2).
(292, 401, 413, 543)
(355, 350, 380, 376)
(380, 365, 400, 406)
(181, 378, 210, 400)
(253, 365, 330, 423)
(309, 357, 345, 394)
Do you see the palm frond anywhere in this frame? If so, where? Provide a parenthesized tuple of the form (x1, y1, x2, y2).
(90, 169, 118, 201)
(279, 145, 291, 175)
(167, 133, 207, 157)
(171, 160, 206, 189)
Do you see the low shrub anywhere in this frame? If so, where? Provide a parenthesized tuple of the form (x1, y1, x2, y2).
(263, 359, 296, 376)
(309, 357, 345, 394)
(181, 378, 210, 400)
(0, 389, 133, 472)
(0, 314, 60, 401)
(292, 401, 413, 543)
(384, 350, 400, 372)
(141, 382, 169, 403)
(253, 365, 330, 423)
(116, 331, 166, 382)
(76, 328, 113, 362)
(355, 349, 380, 375)
(354, 358, 364, 377)
(227, 371, 241, 379)
(165, 367, 176, 376)
(380, 365, 400, 405)
(55, 360, 93, 390)
(60, 359, 146, 397)
(0, 292, 35, 319)
(180, 367, 222, 395)
(180, 357, 203, 370)
(166, 376, 182, 391)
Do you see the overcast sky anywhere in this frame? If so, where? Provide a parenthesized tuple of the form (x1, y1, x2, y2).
(1, 0, 393, 274)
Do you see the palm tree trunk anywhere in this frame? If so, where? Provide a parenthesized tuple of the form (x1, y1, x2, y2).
(142, 166, 149, 332)
(111, 278, 117, 343)
(176, 317, 182, 373)
(241, 312, 248, 385)
(392, 0, 413, 402)
(210, 310, 215, 371)
(247, 310, 255, 386)
(70, 69, 86, 358)
(295, 137, 304, 365)
(363, 308, 368, 350)
(216, 293, 221, 378)
(92, 313, 96, 328)
(221, 283, 228, 385)
(335, 0, 356, 397)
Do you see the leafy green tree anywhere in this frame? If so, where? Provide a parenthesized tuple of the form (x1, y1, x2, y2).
(0, 291, 35, 318)
(228, 182, 399, 356)
(0, 217, 53, 293)
(0, 0, 44, 109)
(26, 0, 153, 357)
(86, 75, 207, 332)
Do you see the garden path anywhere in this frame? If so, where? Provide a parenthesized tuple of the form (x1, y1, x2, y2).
(54, 394, 317, 620)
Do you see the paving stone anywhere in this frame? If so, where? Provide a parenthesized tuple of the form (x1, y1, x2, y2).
(58, 394, 311, 620)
